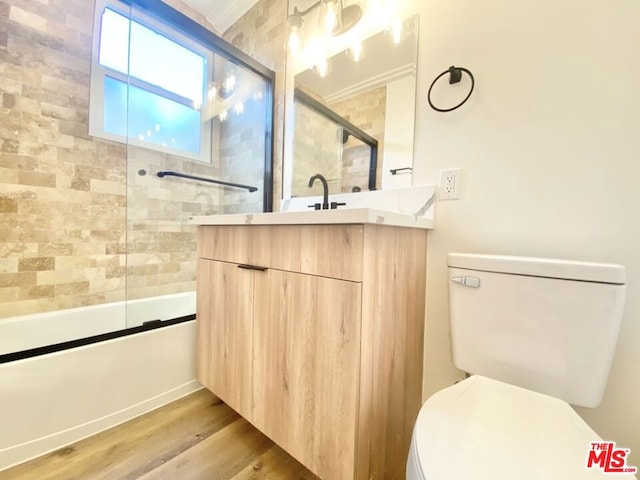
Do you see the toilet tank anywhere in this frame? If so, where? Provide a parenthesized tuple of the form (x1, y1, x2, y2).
(448, 253, 626, 408)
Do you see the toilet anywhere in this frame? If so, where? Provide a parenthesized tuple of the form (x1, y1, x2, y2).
(407, 253, 637, 479)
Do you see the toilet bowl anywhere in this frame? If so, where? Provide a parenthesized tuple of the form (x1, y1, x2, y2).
(407, 254, 634, 479)
(407, 375, 637, 479)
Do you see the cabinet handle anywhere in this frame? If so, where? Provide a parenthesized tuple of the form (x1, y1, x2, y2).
(238, 264, 268, 272)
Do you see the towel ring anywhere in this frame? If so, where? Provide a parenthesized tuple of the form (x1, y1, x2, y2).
(427, 66, 475, 113)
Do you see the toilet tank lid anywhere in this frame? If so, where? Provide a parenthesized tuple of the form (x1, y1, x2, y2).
(448, 253, 625, 285)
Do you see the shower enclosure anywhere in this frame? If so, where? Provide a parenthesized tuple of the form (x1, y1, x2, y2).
(291, 89, 377, 197)
(0, 0, 274, 361)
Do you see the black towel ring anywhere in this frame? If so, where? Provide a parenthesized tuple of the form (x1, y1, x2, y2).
(427, 66, 475, 113)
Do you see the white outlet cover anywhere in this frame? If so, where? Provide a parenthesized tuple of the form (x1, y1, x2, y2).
(439, 168, 461, 200)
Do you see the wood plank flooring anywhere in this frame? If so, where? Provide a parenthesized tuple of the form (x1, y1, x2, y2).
(3, 389, 320, 480)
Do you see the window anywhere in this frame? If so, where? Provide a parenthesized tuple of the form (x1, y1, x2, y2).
(89, 0, 212, 162)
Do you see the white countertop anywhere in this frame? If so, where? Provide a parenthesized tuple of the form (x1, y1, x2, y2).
(189, 208, 433, 229)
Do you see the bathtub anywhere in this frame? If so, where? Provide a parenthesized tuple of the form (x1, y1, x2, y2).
(0, 291, 196, 355)
(0, 292, 201, 471)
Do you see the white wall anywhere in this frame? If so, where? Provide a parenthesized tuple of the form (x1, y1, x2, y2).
(382, 76, 416, 189)
(408, 0, 640, 466)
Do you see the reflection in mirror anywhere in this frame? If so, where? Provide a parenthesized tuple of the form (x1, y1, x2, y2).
(292, 89, 377, 196)
(288, 13, 419, 198)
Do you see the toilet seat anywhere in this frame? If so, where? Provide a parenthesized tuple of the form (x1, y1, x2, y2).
(408, 375, 636, 479)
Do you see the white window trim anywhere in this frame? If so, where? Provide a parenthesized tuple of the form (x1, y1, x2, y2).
(89, 0, 213, 163)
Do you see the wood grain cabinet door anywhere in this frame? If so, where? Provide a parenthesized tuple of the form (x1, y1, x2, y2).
(251, 269, 362, 480)
(196, 259, 253, 417)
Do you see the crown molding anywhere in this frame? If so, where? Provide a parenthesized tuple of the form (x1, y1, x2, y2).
(323, 63, 415, 104)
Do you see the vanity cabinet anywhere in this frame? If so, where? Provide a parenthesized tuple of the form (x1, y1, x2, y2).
(196, 223, 427, 480)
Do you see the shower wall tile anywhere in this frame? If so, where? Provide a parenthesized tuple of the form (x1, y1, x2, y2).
(0, 272, 36, 288)
(0, 0, 124, 318)
(0, 287, 19, 303)
(0, 0, 280, 318)
(20, 284, 55, 300)
(8, 6, 48, 33)
(18, 257, 55, 272)
(223, 0, 287, 211)
(329, 86, 387, 191)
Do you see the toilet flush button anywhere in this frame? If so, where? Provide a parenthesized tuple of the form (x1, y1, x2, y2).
(451, 276, 481, 288)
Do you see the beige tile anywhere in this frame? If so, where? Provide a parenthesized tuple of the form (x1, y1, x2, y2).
(55, 281, 89, 296)
(89, 276, 125, 295)
(0, 287, 19, 304)
(0, 258, 18, 274)
(19, 284, 55, 300)
(0, 272, 37, 288)
(38, 243, 73, 256)
(9, 6, 48, 33)
(18, 257, 55, 272)
(18, 170, 56, 187)
(0, 196, 18, 213)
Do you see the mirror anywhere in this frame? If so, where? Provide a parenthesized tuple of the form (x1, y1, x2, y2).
(283, 13, 419, 199)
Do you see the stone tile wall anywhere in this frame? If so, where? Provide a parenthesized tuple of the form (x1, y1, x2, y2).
(292, 102, 342, 197)
(329, 86, 386, 191)
(0, 0, 281, 318)
(291, 85, 387, 195)
(223, 0, 288, 210)
(0, 0, 129, 317)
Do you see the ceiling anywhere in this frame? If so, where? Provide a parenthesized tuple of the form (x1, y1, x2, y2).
(182, 0, 417, 102)
(183, 0, 326, 34)
(182, 0, 262, 33)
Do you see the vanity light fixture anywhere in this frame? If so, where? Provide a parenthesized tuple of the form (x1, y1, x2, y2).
(287, 0, 364, 50)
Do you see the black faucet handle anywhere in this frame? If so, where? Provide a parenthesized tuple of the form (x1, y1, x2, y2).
(307, 203, 322, 210)
(330, 202, 346, 210)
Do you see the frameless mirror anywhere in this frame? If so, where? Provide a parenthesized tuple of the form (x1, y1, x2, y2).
(284, 13, 419, 199)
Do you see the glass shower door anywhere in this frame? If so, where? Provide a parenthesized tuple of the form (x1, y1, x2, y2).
(122, 1, 273, 328)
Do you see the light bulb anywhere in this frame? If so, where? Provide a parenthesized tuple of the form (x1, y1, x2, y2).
(207, 86, 217, 101)
(288, 28, 300, 54)
(351, 42, 363, 62)
(316, 58, 328, 77)
(223, 75, 236, 94)
(322, 0, 340, 34)
(325, 5, 337, 32)
(391, 18, 402, 44)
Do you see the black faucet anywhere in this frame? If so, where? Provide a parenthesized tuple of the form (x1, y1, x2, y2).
(307, 174, 347, 210)
(307, 174, 329, 210)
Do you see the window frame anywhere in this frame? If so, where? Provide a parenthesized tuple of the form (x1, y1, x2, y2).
(89, 0, 214, 163)
(89, 0, 275, 212)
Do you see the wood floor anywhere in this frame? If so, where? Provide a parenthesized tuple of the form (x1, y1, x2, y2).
(3, 389, 320, 480)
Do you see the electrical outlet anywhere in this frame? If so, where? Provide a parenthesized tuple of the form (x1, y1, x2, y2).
(439, 168, 461, 200)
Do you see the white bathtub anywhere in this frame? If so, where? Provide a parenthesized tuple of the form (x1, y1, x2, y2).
(0, 292, 201, 471)
(0, 291, 196, 355)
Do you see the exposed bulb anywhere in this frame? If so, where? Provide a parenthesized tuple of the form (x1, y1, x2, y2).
(391, 18, 402, 44)
(207, 85, 217, 102)
(351, 42, 363, 62)
(223, 75, 236, 94)
(288, 28, 301, 54)
(316, 58, 329, 77)
(323, 0, 339, 34)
